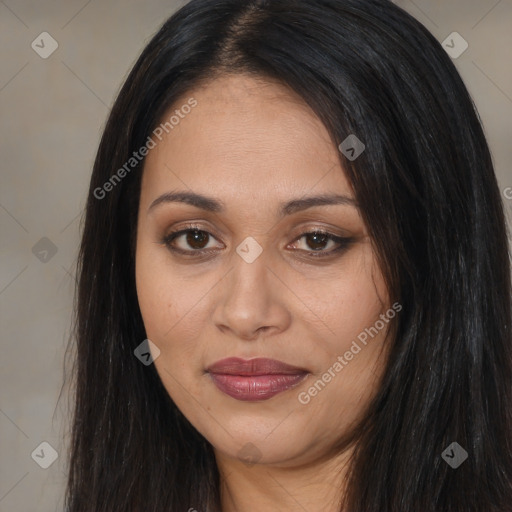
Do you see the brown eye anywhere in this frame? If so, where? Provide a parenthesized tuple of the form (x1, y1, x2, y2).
(162, 226, 353, 260)
(304, 232, 330, 251)
(290, 231, 353, 257)
(185, 230, 210, 249)
(162, 227, 222, 255)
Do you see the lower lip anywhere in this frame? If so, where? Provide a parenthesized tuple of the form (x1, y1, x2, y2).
(208, 373, 308, 401)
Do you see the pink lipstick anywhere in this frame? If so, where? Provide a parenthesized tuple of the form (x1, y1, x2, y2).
(206, 357, 308, 401)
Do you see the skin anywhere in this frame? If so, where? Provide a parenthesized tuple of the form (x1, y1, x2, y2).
(135, 73, 392, 512)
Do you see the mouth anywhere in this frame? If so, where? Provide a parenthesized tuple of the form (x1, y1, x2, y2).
(206, 357, 309, 401)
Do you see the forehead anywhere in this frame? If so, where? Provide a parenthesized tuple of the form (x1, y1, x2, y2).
(141, 73, 353, 204)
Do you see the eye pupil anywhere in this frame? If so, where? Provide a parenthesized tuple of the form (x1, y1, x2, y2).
(307, 233, 328, 251)
(187, 230, 209, 249)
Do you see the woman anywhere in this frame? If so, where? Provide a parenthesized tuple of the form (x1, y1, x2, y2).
(65, 0, 512, 510)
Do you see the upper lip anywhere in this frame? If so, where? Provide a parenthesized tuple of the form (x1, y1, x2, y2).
(206, 357, 308, 376)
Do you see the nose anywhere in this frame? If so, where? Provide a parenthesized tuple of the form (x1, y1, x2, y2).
(211, 248, 291, 342)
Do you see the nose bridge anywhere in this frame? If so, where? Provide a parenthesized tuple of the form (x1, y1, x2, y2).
(228, 242, 273, 310)
(212, 240, 288, 339)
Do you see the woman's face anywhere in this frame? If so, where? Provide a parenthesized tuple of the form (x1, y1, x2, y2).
(136, 73, 392, 467)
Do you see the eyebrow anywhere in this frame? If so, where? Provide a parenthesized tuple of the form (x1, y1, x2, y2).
(147, 190, 357, 217)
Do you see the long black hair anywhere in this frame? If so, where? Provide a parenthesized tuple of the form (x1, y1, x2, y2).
(64, 0, 512, 510)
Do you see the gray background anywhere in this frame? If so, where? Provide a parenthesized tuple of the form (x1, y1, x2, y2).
(1, 0, 511, 510)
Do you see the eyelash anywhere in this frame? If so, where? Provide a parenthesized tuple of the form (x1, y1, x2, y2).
(161, 224, 354, 259)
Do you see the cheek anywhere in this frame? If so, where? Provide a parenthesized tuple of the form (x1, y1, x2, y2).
(309, 250, 390, 410)
(135, 242, 214, 429)
(135, 240, 208, 360)
(310, 247, 389, 353)
(135, 250, 210, 418)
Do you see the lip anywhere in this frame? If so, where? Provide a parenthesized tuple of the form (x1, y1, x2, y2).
(206, 357, 309, 401)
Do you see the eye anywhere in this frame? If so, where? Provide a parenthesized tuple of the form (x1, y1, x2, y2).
(161, 225, 354, 259)
(162, 225, 222, 255)
(288, 230, 354, 258)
